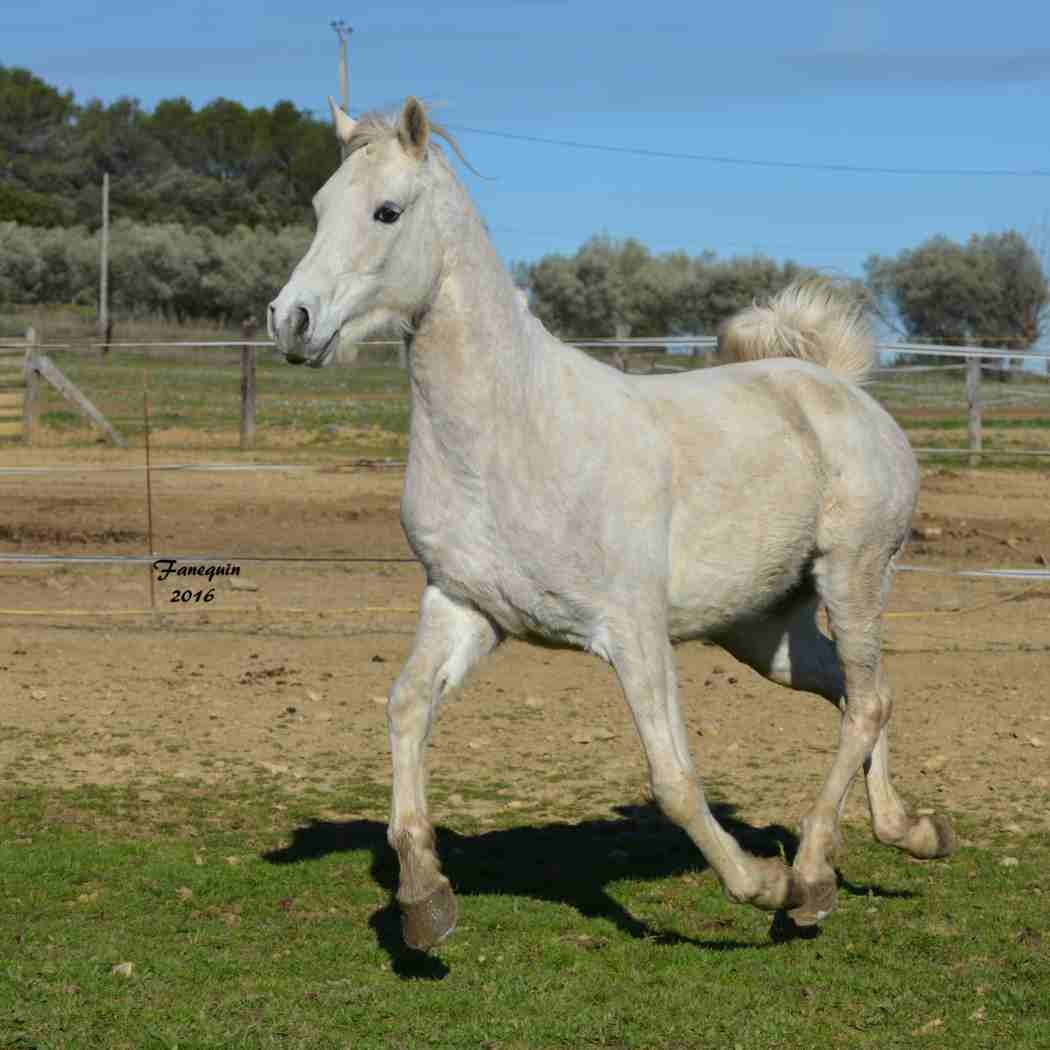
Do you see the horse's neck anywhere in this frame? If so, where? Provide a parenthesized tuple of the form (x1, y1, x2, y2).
(407, 211, 549, 448)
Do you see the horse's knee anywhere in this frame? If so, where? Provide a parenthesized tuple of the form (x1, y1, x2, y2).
(387, 674, 432, 736)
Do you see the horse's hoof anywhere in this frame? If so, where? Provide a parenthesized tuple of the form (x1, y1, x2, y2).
(913, 814, 956, 859)
(401, 882, 458, 951)
(889, 812, 956, 860)
(786, 874, 837, 927)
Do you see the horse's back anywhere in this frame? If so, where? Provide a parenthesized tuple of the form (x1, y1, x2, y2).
(641, 358, 913, 506)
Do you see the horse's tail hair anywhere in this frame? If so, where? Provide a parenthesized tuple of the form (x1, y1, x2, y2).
(717, 281, 874, 385)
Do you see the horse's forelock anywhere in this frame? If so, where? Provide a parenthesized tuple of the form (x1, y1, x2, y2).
(346, 108, 481, 176)
(345, 112, 396, 157)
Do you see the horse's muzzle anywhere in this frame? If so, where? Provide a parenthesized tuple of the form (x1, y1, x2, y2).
(269, 290, 340, 367)
(269, 301, 311, 357)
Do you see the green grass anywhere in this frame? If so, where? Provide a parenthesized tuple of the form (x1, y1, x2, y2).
(2, 783, 1047, 1049)
(900, 417, 1050, 431)
(29, 349, 410, 453)
(892, 416, 1050, 470)
(868, 370, 1050, 412)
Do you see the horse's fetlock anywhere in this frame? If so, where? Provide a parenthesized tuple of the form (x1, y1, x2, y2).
(723, 882, 751, 906)
(871, 812, 908, 847)
(391, 823, 445, 904)
(723, 857, 795, 911)
(388, 820, 435, 856)
(798, 812, 827, 843)
(718, 865, 764, 906)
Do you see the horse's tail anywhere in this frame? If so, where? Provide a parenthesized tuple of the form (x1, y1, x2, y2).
(717, 281, 874, 385)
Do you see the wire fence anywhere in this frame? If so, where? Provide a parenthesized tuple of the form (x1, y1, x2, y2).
(0, 332, 1047, 620)
(8, 332, 1046, 458)
(2, 335, 1047, 452)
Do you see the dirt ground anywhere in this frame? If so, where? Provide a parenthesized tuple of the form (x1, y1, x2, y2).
(1, 445, 1048, 847)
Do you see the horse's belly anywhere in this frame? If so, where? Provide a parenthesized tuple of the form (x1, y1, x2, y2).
(666, 516, 817, 640)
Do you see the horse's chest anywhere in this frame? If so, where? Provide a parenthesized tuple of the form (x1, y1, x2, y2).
(401, 480, 590, 640)
(401, 476, 500, 591)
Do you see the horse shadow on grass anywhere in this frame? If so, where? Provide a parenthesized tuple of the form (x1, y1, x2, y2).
(263, 800, 915, 978)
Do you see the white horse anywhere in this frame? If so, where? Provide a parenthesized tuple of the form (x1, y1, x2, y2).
(270, 97, 954, 951)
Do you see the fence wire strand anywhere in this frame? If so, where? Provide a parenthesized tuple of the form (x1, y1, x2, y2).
(2, 335, 1048, 621)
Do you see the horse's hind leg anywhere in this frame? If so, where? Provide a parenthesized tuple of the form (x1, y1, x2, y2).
(387, 586, 501, 950)
(865, 727, 955, 859)
(717, 593, 851, 859)
(789, 550, 954, 925)
(720, 592, 955, 872)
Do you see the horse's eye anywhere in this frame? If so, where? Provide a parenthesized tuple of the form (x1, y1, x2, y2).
(374, 202, 402, 225)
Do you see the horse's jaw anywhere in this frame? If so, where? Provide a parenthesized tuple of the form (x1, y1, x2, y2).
(283, 329, 340, 368)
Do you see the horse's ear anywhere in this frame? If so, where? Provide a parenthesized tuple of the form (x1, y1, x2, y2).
(328, 96, 356, 145)
(397, 97, 429, 159)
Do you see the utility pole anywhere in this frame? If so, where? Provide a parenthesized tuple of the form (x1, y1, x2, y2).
(98, 172, 111, 353)
(330, 19, 353, 161)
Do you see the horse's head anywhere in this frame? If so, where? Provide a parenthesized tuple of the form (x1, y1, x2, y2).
(269, 97, 443, 366)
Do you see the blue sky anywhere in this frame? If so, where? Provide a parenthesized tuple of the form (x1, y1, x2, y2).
(7, 0, 1050, 278)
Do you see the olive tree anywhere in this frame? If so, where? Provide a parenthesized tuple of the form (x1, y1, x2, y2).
(866, 231, 1049, 373)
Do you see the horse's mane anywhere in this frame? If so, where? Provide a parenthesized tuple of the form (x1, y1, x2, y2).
(347, 109, 482, 177)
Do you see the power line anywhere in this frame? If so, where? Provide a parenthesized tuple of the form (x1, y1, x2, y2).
(489, 225, 578, 239)
(446, 124, 1050, 179)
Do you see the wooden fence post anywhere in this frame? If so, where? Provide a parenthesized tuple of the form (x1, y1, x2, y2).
(614, 321, 631, 373)
(240, 345, 256, 451)
(29, 352, 126, 447)
(966, 357, 982, 467)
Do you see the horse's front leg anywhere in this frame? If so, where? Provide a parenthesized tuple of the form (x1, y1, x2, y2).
(387, 585, 501, 950)
(608, 615, 810, 917)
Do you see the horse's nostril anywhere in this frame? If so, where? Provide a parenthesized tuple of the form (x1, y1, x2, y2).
(294, 307, 310, 340)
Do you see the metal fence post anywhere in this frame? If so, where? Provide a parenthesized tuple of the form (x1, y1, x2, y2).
(966, 357, 982, 467)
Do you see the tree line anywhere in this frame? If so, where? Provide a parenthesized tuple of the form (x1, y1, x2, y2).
(0, 221, 311, 322)
(3, 219, 1045, 344)
(1, 66, 1046, 342)
(0, 65, 334, 231)
(517, 231, 1049, 352)
(513, 238, 815, 339)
